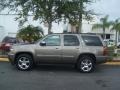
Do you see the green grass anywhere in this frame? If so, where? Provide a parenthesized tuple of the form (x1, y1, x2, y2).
(107, 46, 120, 61)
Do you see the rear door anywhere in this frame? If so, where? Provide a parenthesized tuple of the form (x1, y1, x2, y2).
(62, 35, 80, 63)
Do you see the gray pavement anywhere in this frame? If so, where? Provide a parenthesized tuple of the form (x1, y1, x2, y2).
(0, 62, 120, 90)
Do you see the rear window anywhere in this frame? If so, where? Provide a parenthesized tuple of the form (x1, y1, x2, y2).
(82, 35, 103, 46)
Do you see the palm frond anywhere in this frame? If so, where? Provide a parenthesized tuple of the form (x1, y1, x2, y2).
(92, 15, 113, 31)
(111, 18, 120, 32)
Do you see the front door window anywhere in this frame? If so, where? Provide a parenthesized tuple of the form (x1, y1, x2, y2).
(43, 35, 61, 46)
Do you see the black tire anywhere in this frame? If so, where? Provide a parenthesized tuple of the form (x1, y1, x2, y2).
(77, 56, 95, 73)
(74, 63, 78, 69)
(15, 54, 34, 71)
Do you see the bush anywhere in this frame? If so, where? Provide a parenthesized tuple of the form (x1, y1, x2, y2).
(107, 46, 115, 60)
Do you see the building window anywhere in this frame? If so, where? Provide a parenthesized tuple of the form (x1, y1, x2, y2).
(106, 34, 110, 39)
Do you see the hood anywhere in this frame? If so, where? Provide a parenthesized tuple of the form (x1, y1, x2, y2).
(12, 43, 36, 51)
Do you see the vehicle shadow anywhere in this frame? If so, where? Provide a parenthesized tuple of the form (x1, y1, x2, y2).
(33, 64, 102, 74)
(7, 62, 120, 74)
(34, 64, 78, 72)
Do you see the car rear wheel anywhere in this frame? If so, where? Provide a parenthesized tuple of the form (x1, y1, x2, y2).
(15, 54, 33, 71)
(77, 56, 95, 73)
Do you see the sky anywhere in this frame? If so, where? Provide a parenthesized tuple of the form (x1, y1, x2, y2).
(0, 0, 120, 37)
(90, 0, 120, 20)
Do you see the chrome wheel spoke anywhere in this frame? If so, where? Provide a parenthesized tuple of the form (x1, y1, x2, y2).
(19, 59, 23, 63)
(88, 63, 92, 66)
(81, 62, 86, 66)
(82, 66, 85, 70)
(23, 64, 29, 68)
(86, 66, 90, 71)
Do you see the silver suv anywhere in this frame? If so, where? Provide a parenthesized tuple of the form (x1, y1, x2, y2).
(8, 34, 108, 73)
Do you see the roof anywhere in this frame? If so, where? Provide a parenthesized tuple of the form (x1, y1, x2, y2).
(51, 32, 97, 34)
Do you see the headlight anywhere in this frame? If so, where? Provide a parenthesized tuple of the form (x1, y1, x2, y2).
(10, 48, 15, 53)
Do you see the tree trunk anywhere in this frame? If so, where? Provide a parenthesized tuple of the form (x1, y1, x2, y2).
(48, 21, 52, 34)
(78, 19, 82, 33)
(115, 30, 118, 47)
(78, 0, 83, 33)
(103, 27, 106, 40)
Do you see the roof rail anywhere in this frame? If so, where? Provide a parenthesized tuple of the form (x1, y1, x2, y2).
(49, 32, 97, 35)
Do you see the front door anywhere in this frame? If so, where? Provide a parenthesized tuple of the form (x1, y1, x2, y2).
(35, 35, 62, 63)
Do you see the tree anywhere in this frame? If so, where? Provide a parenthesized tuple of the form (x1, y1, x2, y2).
(17, 25, 44, 43)
(92, 15, 113, 39)
(111, 19, 120, 46)
(57, 0, 94, 33)
(0, 0, 61, 34)
(0, 0, 95, 34)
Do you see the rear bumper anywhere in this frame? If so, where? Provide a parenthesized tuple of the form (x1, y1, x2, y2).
(96, 56, 109, 64)
(8, 53, 15, 65)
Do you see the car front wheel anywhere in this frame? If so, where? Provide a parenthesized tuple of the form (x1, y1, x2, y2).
(15, 54, 33, 71)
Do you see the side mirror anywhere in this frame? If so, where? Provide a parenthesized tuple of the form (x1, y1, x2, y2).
(40, 41, 46, 46)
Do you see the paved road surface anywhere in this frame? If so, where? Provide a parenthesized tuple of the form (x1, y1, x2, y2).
(0, 62, 120, 90)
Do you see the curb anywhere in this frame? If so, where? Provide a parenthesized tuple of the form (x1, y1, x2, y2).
(0, 58, 9, 62)
(104, 62, 120, 65)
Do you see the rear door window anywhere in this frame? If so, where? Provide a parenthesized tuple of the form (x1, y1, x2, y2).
(82, 35, 103, 46)
(64, 35, 79, 46)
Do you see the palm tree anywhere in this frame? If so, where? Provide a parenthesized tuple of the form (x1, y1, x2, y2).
(17, 25, 44, 43)
(111, 19, 120, 46)
(92, 15, 113, 39)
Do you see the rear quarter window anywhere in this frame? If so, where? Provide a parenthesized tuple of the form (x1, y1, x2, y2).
(82, 35, 103, 46)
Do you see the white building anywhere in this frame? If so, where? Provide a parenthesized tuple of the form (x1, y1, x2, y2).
(67, 17, 116, 41)
(0, 26, 6, 42)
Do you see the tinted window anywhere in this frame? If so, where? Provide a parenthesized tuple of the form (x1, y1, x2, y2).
(64, 35, 79, 46)
(82, 36, 103, 46)
(43, 35, 61, 46)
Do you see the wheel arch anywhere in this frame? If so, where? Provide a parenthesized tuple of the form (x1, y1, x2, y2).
(14, 52, 34, 63)
(77, 53, 96, 63)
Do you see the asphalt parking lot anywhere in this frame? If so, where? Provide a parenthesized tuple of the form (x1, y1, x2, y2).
(0, 62, 120, 90)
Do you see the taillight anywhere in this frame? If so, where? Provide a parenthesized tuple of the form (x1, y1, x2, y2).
(103, 46, 108, 56)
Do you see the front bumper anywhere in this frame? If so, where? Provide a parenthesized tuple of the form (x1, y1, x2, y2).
(96, 56, 109, 64)
(8, 53, 15, 65)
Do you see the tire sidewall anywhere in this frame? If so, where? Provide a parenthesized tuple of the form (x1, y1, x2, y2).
(77, 56, 95, 73)
(15, 54, 33, 71)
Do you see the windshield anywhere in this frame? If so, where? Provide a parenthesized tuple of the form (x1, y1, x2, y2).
(34, 36, 47, 44)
